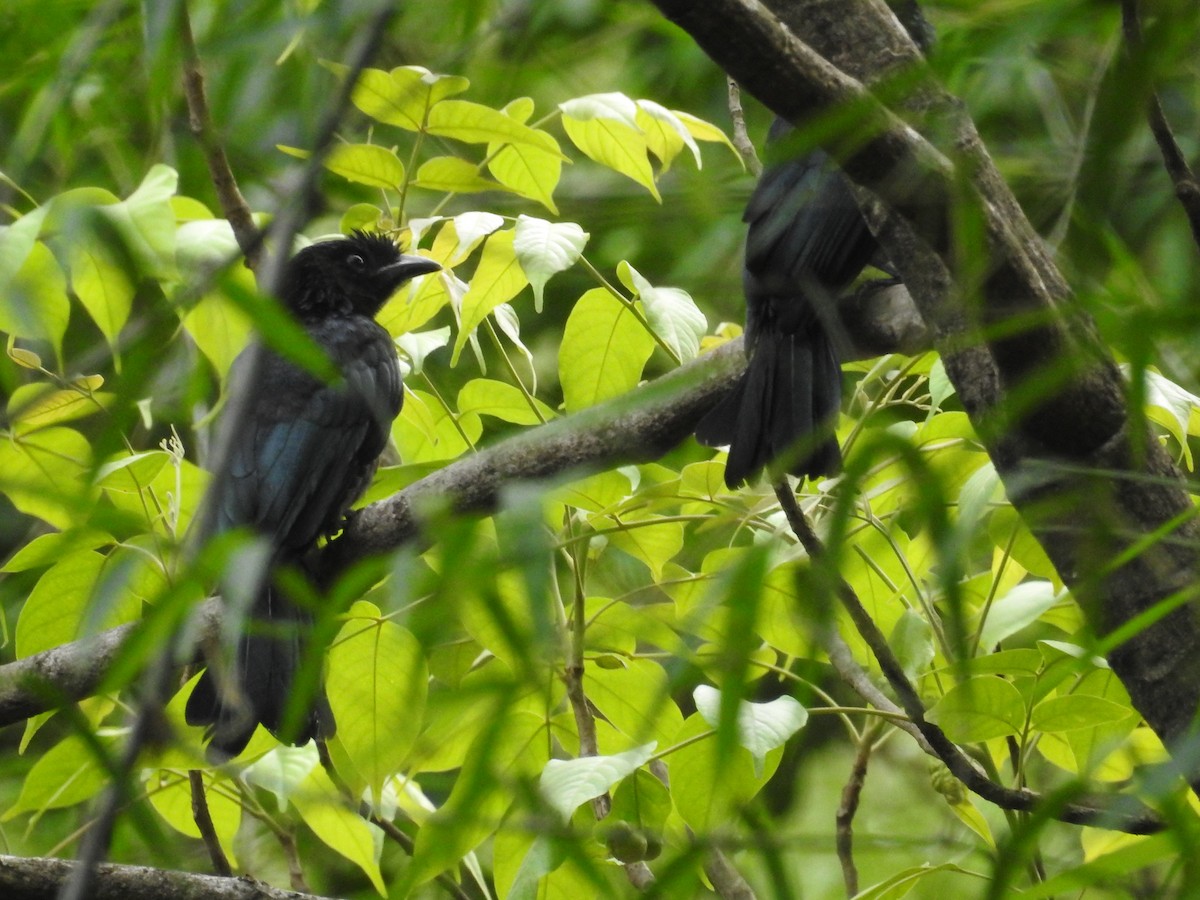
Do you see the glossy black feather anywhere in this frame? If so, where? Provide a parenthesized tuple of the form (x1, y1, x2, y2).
(696, 123, 878, 488)
(186, 233, 439, 759)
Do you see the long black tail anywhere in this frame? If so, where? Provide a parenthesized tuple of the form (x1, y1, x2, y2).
(186, 581, 334, 761)
(696, 328, 842, 489)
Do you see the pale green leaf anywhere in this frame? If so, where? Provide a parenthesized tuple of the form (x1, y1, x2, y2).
(538, 743, 656, 819)
(618, 261, 706, 361)
(636, 99, 701, 170)
(3, 735, 108, 819)
(693, 685, 807, 770)
(452, 230, 528, 364)
(513, 216, 588, 312)
(978, 580, 1061, 649)
(350, 66, 469, 131)
(0, 240, 70, 359)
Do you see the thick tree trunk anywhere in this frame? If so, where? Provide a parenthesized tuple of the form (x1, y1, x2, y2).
(650, 0, 1200, 777)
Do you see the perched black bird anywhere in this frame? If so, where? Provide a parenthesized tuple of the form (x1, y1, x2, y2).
(186, 232, 440, 759)
(696, 121, 882, 488)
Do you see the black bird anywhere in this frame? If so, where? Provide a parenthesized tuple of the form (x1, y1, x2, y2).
(186, 232, 440, 759)
(695, 121, 882, 488)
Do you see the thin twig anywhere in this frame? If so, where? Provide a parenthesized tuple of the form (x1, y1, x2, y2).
(188, 770, 232, 876)
(771, 482, 1165, 835)
(1120, 0, 1200, 253)
(726, 78, 762, 176)
(835, 721, 880, 897)
(179, 5, 260, 267)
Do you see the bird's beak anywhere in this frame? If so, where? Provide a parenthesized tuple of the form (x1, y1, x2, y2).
(381, 254, 442, 283)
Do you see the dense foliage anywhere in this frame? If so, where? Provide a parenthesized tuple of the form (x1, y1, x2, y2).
(2, 2, 1199, 898)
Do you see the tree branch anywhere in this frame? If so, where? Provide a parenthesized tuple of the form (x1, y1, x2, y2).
(1120, 0, 1200, 253)
(0, 854, 335, 900)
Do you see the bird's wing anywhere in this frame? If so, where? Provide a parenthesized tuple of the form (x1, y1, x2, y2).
(216, 324, 401, 551)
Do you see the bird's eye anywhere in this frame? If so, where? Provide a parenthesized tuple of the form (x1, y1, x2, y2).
(347, 254, 365, 269)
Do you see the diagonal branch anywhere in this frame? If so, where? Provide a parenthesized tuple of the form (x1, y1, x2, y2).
(1120, 0, 1200, 252)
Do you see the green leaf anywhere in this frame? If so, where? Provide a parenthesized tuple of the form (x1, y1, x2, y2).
(513, 216, 588, 312)
(452, 230, 528, 364)
(0, 427, 95, 529)
(618, 261, 706, 361)
(635, 99, 701, 171)
(0, 240, 70, 360)
(395, 326, 451, 377)
(100, 164, 178, 280)
(583, 659, 683, 750)
(606, 515, 683, 580)
(242, 744, 320, 811)
(1030, 694, 1132, 733)
(854, 863, 983, 899)
(66, 237, 135, 355)
(392, 388, 481, 464)
(183, 273, 255, 380)
(1, 529, 112, 572)
(8, 378, 111, 435)
(558, 287, 654, 412)
(890, 609, 935, 680)
(327, 600, 428, 797)
(977, 579, 1061, 649)
(350, 65, 469, 131)
(378, 265, 450, 337)
(668, 711, 780, 830)
(3, 735, 108, 820)
(456, 378, 554, 425)
(693, 685, 807, 774)
(538, 743, 656, 819)
(325, 143, 405, 189)
(488, 99, 563, 214)
(292, 765, 386, 896)
(413, 156, 509, 194)
(427, 99, 563, 155)
(925, 676, 1026, 742)
(560, 93, 660, 201)
(15, 550, 139, 659)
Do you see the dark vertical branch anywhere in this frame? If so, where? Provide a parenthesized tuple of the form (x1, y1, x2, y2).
(835, 722, 880, 897)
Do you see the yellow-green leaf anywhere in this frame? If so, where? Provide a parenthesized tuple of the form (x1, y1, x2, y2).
(558, 288, 654, 412)
(413, 156, 509, 194)
(3, 735, 108, 819)
(456, 378, 554, 425)
(327, 600, 428, 797)
(0, 240, 70, 360)
(452, 230, 528, 365)
(293, 765, 386, 896)
(427, 99, 562, 155)
(393, 388, 481, 464)
(351, 65, 469, 131)
(560, 93, 659, 201)
(146, 769, 240, 867)
(0, 427, 94, 528)
(325, 143, 405, 189)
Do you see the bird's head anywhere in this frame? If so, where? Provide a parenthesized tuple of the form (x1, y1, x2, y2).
(281, 231, 441, 319)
